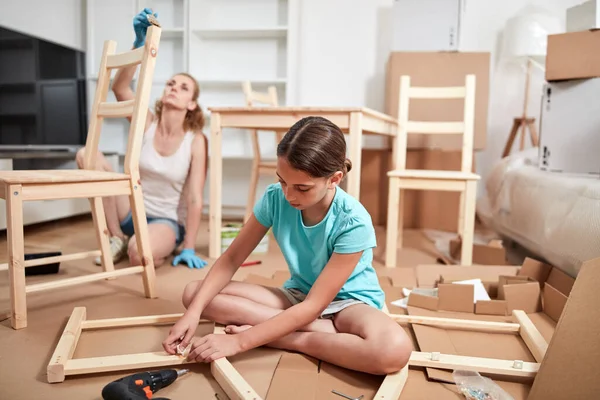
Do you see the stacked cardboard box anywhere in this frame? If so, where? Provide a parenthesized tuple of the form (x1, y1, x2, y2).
(539, 7, 600, 177)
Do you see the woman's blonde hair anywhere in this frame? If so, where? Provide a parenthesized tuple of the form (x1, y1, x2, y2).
(154, 72, 205, 133)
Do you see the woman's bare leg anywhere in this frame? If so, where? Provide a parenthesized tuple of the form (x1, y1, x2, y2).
(182, 280, 338, 334)
(76, 147, 130, 239)
(227, 304, 412, 375)
(128, 223, 178, 267)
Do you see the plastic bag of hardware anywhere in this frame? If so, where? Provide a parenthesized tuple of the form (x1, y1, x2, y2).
(453, 370, 514, 400)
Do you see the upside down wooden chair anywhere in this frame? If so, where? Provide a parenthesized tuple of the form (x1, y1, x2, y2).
(385, 74, 479, 267)
(0, 26, 162, 329)
(241, 81, 282, 223)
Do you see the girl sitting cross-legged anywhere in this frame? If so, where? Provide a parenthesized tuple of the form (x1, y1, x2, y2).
(162, 116, 412, 375)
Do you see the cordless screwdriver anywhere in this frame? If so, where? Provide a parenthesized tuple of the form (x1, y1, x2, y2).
(101, 368, 189, 400)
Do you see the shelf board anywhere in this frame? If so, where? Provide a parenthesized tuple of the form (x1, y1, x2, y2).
(193, 26, 287, 39)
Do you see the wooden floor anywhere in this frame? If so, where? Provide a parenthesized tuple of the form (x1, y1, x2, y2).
(0, 214, 447, 399)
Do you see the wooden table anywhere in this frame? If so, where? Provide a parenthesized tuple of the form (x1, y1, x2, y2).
(207, 106, 398, 258)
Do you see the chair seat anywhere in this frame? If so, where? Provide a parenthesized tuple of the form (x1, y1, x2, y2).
(387, 169, 480, 180)
(0, 169, 129, 185)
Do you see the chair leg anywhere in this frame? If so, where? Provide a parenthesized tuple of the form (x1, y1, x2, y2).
(458, 191, 465, 237)
(244, 159, 260, 224)
(385, 178, 401, 267)
(89, 197, 115, 275)
(128, 180, 156, 298)
(460, 181, 478, 266)
(7, 184, 26, 329)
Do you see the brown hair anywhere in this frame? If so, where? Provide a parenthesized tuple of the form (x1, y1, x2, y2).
(277, 116, 352, 179)
(154, 72, 205, 133)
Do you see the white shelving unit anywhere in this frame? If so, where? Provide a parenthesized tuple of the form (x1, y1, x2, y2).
(85, 0, 299, 215)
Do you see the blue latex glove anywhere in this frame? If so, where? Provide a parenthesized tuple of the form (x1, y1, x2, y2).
(172, 248, 208, 269)
(133, 8, 158, 48)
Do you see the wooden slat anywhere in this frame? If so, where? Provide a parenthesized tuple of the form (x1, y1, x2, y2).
(21, 180, 131, 201)
(26, 266, 144, 294)
(0, 251, 100, 271)
(387, 169, 479, 180)
(388, 313, 520, 333)
(393, 178, 466, 192)
(105, 47, 145, 69)
(97, 100, 135, 118)
(374, 365, 409, 399)
(409, 351, 539, 378)
(82, 313, 187, 330)
(409, 86, 466, 99)
(47, 307, 86, 383)
(406, 121, 465, 134)
(513, 310, 548, 363)
(219, 112, 350, 131)
(64, 352, 191, 376)
(0, 170, 129, 184)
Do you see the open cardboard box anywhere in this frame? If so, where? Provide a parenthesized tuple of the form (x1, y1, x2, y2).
(448, 237, 510, 265)
(408, 258, 574, 320)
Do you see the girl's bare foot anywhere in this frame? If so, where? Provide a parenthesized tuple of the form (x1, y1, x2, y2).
(225, 324, 252, 334)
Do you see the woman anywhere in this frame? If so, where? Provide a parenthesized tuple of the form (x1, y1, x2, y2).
(162, 116, 412, 376)
(76, 8, 208, 269)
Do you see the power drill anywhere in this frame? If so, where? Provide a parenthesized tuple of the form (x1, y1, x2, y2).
(101, 368, 189, 400)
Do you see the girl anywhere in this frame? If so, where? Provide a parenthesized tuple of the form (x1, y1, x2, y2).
(163, 116, 412, 375)
(76, 8, 208, 269)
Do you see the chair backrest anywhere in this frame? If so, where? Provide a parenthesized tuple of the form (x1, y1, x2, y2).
(241, 81, 281, 160)
(83, 25, 162, 176)
(394, 74, 476, 173)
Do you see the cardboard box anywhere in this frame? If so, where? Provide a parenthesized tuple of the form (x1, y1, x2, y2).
(411, 258, 574, 318)
(449, 238, 509, 265)
(539, 78, 600, 176)
(546, 30, 600, 81)
(567, 0, 600, 32)
(385, 51, 490, 150)
(391, 0, 464, 51)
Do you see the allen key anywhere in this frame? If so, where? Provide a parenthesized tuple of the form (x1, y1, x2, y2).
(331, 389, 364, 400)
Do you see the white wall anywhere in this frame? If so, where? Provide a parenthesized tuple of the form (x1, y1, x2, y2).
(0, 0, 86, 51)
(295, 0, 584, 192)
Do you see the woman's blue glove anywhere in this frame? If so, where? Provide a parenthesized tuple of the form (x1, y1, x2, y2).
(133, 8, 158, 48)
(172, 248, 208, 269)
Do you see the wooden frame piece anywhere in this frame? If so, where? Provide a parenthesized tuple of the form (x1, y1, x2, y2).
(385, 74, 479, 268)
(0, 26, 162, 330)
(48, 307, 545, 399)
(47, 307, 262, 400)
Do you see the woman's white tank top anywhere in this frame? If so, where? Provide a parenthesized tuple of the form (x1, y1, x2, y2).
(138, 121, 195, 225)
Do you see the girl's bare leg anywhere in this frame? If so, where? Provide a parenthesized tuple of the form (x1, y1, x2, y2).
(182, 280, 338, 334)
(76, 147, 130, 239)
(227, 304, 412, 376)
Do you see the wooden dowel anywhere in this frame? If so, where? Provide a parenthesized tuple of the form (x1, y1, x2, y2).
(26, 266, 144, 293)
(388, 313, 520, 333)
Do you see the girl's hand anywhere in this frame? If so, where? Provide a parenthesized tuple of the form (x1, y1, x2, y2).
(133, 8, 157, 48)
(187, 333, 245, 362)
(162, 313, 200, 354)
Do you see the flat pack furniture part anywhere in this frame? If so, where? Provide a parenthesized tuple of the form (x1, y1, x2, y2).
(385, 74, 479, 268)
(0, 25, 162, 330)
(241, 81, 283, 224)
(206, 106, 398, 259)
(48, 307, 546, 399)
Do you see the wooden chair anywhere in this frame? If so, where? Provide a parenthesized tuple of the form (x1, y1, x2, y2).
(241, 81, 281, 223)
(385, 74, 479, 267)
(0, 26, 162, 329)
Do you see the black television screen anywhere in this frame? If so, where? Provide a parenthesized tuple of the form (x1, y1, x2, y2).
(0, 25, 87, 148)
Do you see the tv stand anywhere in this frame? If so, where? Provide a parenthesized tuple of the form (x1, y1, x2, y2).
(0, 148, 119, 231)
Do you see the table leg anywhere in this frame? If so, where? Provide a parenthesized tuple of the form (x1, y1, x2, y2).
(346, 112, 363, 199)
(209, 112, 223, 259)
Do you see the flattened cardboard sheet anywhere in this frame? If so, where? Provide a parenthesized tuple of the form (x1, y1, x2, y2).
(541, 283, 568, 323)
(437, 284, 474, 313)
(518, 258, 552, 285)
(475, 300, 507, 316)
(528, 258, 600, 399)
(416, 265, 521, 288)
(265, 353, 319, 399)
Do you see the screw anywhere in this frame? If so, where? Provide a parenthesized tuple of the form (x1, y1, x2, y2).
(13, 191, 18, 195)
